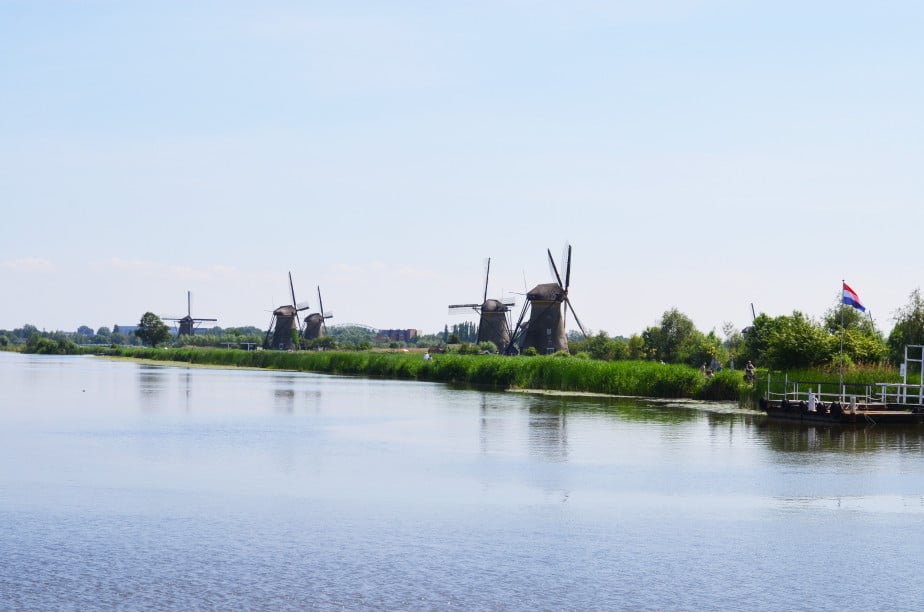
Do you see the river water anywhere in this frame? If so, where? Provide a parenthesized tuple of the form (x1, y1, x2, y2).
(2, 352, 923, 610)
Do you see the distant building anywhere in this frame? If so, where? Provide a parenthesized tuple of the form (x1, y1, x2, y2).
(375, 329, 418, 343)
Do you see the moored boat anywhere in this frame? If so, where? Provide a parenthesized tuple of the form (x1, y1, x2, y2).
(759, 396, 924, 426)
(759, 346, 924, 426)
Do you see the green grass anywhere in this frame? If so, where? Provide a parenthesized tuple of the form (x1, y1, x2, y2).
(86, 346, 748, 400)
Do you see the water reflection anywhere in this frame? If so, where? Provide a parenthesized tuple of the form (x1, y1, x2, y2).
(272, 374, 322, 415)
(137, 365, 167, 412)
(528, 403, 568, 463)
(763, 422, 924, 454)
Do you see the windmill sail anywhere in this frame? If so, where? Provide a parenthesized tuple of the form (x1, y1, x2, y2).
(510, 245, 585, 355)
(448, 257, 515, 352)
(163, 291, 217, 337)
(266, 272, 310, 350)
(303, 286, 334, 341)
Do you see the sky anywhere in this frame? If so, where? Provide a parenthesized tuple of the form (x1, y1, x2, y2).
(2, 0, 923, 339)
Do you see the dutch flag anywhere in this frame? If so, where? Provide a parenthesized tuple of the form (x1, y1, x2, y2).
(842, 282, 865, 312)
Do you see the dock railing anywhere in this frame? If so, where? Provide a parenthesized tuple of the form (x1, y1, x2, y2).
(876, 383, 924, 406)
(763, 373, 878, 405)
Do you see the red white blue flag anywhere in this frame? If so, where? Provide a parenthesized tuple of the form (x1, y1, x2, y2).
(842, 282, 865, 312)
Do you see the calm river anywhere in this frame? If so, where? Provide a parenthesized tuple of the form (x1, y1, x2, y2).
(2, 352, 924, 610)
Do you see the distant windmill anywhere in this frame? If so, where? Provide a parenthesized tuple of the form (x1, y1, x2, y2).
(163, 291, 217, 337)
(448, 257, 516, 352)
(264, 272, 311, 350)
(507, 245, 587, 354)
(302, 286, 334, 340)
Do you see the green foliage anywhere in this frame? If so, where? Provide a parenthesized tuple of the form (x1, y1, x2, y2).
(302, 336, 338, 351)
(327, 325, 376, 347)
(99, 347, 715, 399)
(762, 311, 833, 369)
(451, 321, 478, 343)
(626, 334, 645, 360)
(455, 342, 480, 355)
(134, 312, 171, 347)
(522, 346, 539, 357)
(642, 308, 697, 364)
(743, 308, 886, 370)
(698, 369, 745, 401)
(476, 341, 498, 354)
(888, 289, 924, 365)
(23, 333, 79, 355)
(570, 331, 629, 361)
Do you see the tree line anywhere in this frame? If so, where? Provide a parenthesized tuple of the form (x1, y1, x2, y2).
(7, 289, 924, 370)
(570, 290, 924, 371)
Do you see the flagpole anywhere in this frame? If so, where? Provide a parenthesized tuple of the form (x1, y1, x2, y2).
(839, 279, 845, 396)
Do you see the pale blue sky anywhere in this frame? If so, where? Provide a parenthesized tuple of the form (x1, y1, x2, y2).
(2, 1, 923, 337)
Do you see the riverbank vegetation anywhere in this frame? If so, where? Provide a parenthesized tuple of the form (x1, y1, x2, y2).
(6, 289, 924, 402)
(88, 346, 745, 400)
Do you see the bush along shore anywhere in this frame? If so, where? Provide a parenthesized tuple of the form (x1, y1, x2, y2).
(88, 347, 748, 401)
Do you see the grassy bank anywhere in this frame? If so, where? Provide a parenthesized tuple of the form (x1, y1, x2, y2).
(89, 346, 747, 400)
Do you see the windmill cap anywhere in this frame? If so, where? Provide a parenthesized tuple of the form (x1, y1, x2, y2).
(482, 299, 510, 312)
(527, 283, 565, 302)
(274, 305, 298, 316)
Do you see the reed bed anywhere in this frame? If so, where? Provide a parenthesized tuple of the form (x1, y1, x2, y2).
(93, 347, 736, 400)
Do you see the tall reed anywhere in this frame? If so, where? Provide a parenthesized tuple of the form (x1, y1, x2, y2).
(91, 347, 734, 400)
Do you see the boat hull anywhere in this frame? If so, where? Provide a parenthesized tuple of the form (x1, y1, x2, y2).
(759, 398, 924, 426)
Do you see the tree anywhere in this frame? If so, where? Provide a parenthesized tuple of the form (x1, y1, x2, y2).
(134, 312, 171, 347)
(888, 289, 924, 364)
(572, 331, 628, 361)
(642, 308, 698, 364)
(627, 334, 646, 360)
(759, 311, 833, 370)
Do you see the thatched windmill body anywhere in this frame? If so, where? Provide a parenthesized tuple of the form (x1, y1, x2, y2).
(265, 272, 310, 350)
(508, 246, 587, 354)
(448, 258, 516, 352)
(302, 286, 334, 340)
(164, 291, 217, 337)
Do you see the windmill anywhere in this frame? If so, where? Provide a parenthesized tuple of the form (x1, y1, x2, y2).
(507, 245, 587, 354)
(302, 286, 334, 341)
(264, 272, 311, 350)
(448, 258, 516, 352)
(163, 291, 217, 337)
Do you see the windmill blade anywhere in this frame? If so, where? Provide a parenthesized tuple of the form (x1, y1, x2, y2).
(288, 271, 302, 331)
(187, 291, 192, 318)
(547, 248, 564, 288)
(483, 257, 491, 303)
(192, 318, 218, 323)
(565, 298, 587, 339)
(288, 272, 297, 307)
(317, 286, 329, 333)
(264, 313, 275, 348)
(449, 304, 481, 315)
(505, 301, 531, 354)
(564, 244, 572, 291)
